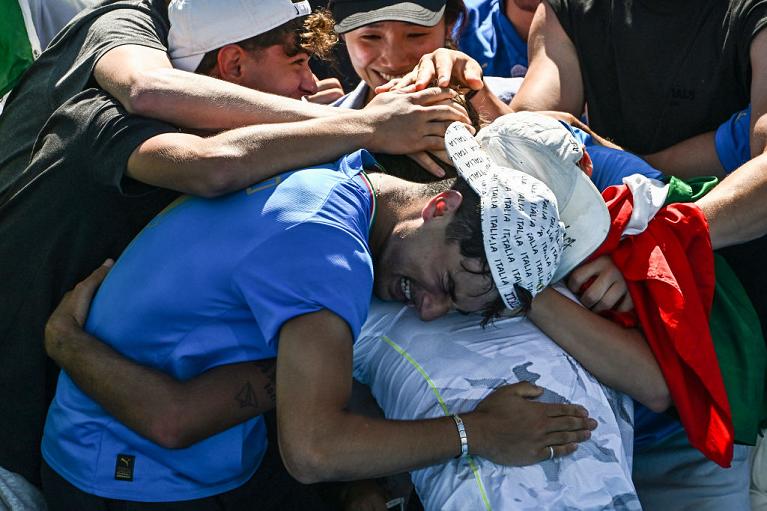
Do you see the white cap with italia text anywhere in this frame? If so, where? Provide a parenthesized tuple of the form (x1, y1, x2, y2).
(476, 113, 610, 282)
(446, 123, 565, 311)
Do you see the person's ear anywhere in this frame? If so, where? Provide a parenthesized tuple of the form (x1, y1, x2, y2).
(422, 190, 463, 221)
(216, 44, 247, 83)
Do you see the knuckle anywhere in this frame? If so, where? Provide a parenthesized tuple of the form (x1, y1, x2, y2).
(563, 404, 580, 415)
(568, 267, 586, 285)
(564, 431, 580, 443)
(580, 292, 597, 307)
(566, 276, 582, 292)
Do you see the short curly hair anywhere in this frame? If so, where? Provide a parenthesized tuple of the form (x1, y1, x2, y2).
(195, 9, 337, 74)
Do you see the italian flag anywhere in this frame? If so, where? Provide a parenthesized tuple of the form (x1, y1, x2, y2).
(0, 0, 41, 99)
(590, 175, 767, 467)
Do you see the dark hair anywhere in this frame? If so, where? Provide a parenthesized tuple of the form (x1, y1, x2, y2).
(445, 0, 468, 47)
(369, 89, 508, 321)
(365, 161, 510, 323)
(370, 153, 457, 183)
(433, 178, 509, 324)
(370, 91, 481, 183)
(195, 9, 337, 74)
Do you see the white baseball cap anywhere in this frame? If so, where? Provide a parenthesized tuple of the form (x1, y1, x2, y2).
(445, 122, 566, 311)
(475, 112, 610, 282)
(168, 0, 312, 72)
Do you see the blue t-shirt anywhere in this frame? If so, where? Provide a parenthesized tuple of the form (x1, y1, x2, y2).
(457, 0, 528, 78)
(42, 151, 377, 501)
(564, 123, 665, 188)
(715, 106, 751, 173)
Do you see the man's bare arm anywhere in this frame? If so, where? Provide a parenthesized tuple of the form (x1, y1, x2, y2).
(527, 287, 671, 413)
(45, 262, 276, 449)
(127, 87, 471, 197)
(94, 45, 346, 131)
(697, 29, 767, 248)
(510, 1, 584, 115)
(276, 310, 596, 484)
(643, 131, 725, 179)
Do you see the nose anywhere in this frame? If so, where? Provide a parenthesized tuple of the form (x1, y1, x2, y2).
(417, 291, 452, 321)
(378, 37, 412, 71)
(299, 68, 319, 96)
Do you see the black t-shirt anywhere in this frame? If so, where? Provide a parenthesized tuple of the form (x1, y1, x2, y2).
(0, 89, 178, 483)
(548, 0, 767, 153)
(0, 0, 169, 196)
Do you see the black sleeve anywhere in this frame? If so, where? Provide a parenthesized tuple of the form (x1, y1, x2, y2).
(79, 6, 169, 66)
(50, 4, 169, 107)
(38, 89, 177, 196)
(732, 0, 767, 87)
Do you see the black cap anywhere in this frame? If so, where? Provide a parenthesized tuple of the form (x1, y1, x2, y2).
(330, 0, 446, 33)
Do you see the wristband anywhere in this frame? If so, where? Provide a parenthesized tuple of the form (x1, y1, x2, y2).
(451, 414, 469, 458)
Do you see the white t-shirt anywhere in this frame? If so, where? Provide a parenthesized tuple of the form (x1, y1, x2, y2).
(354, 290, 641, 511)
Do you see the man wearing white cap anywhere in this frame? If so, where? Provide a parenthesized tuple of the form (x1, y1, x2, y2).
(0, 0, 473, 490)
(43, 112, 671, 509)
(441, 116, 669, 410)
(37, 110, 602, 506)
(341, 114, 670, 508)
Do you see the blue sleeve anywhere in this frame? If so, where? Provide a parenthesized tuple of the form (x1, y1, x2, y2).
(566, 125, 665, 192)
(233, 222, 374, 348)
(714, 106, 751, 174)
(455, 1, 484, 57)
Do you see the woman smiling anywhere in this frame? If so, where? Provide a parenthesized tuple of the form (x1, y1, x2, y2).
(328, 0, 513, 118)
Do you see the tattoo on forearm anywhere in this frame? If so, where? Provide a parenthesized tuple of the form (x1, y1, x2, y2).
(234, 360, 277, 410)
(236, 382, 259, 409)
(256, 360, 277, 406)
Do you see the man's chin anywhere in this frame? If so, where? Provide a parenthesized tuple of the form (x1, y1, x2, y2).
(371, 281, 390, 302)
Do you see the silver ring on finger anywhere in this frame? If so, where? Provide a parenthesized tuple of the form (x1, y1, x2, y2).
(547, 446, 554, 460)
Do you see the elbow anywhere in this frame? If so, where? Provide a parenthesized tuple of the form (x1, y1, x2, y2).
(195, 170, 236, 198)
(188, 142, 243, 198)
(175, 144, 242, 198)
(641, 382, 672, 414)
(279, 437, 338, 484)
(124, 69, 174, 117)
(143, 403, 198, 449)
(145, 421, 190, 450)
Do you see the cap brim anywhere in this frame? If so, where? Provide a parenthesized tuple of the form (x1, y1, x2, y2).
(170, 53, 204, 73)
(334, 3, 445, 33)
(549, 173, 609, 281)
